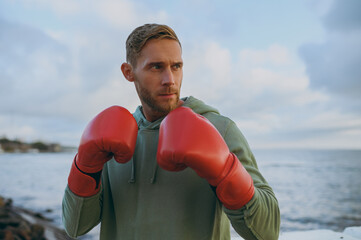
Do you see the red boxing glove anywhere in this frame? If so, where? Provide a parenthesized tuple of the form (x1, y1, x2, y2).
(68, 106, 138, 197)
(157, 107, 254, 209)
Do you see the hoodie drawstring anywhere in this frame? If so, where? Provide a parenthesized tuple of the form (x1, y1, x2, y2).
(128, 157, 159, 184)
(128, 158, 136, 183)
(150, 163, 158, 184)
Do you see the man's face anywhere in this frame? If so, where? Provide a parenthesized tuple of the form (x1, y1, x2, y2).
(132, 39, 183, 121)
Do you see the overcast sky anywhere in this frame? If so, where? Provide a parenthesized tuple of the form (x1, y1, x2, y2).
(0, 0, 360, 149)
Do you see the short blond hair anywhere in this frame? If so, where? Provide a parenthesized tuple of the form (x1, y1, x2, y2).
(126, 24, 181, 67)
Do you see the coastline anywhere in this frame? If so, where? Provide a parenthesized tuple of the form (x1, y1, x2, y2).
(0, 196, 71, 240)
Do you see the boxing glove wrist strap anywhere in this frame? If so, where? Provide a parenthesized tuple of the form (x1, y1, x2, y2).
(67, 156, 102, 197)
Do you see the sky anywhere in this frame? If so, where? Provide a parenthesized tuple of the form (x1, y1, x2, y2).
(0, 0, 360, 149)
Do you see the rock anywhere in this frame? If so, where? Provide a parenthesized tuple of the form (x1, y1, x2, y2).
(0, 197, 5, 207)
(31, 224, 46, 240)
(45, 209, 53, 213)
(0, 195, 71, 240)
(0, 217, 21, 228)
(0, 229, 15, 240)
(0, 195, 42, 239)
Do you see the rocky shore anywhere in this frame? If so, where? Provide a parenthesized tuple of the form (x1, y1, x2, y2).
(0, 196, 71, 240)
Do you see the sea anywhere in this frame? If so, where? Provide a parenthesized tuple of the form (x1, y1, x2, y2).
(0, 149, 360, 239)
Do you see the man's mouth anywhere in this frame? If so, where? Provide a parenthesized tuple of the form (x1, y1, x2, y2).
(159, 93, 175, 98)
(159, 90, 177, 96)
(158, 87, 178, 98)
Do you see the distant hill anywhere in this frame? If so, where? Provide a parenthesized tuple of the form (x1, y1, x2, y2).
(0, 137, 76, 153)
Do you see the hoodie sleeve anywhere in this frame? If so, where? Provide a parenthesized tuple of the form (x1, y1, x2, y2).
(224, 121, 280, 240)
(62, 185, 102, 238)
(207, 115, 280, 240)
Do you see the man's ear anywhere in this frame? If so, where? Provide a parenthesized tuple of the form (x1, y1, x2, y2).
(121, 63, 134, 82)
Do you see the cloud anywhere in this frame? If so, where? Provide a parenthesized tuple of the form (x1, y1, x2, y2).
(21, 0, 83, 15)
(1, 0, 360, 149)
(239, 44, 291, 66)
(182, 41, 233, 101)
(0, 17, 73, 115)
(0, 0, 170, 119)
(181, 38, 358, 149)
(0, 16, 138, 144)
(214, 43, 324, 113)
(290, 0, 361, 149)
(0, 0, 172, 144)
(299, 0, 361, 102)
(267, 109, 361, 149)
(94, 1, 168, 29)
(182, 40, 330, 145)
(299, 34, 361, 99)
(322, 0, 361, 32)
(11, 0, 169, 30)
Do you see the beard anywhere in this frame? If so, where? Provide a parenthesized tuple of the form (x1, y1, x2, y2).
(138, 84, 180, 115)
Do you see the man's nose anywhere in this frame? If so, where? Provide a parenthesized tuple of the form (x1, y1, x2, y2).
(161, 68, 175, 85)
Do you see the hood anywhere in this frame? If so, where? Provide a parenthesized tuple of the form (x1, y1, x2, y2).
(182, 96, 220, 116)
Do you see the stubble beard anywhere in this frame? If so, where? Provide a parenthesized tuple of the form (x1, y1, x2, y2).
(138, 85, 180, 116)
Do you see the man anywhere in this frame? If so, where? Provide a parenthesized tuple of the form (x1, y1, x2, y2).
(62, 24, 280, 240)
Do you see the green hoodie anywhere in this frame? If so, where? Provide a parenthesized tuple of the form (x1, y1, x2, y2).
(62, 96, 280, 240)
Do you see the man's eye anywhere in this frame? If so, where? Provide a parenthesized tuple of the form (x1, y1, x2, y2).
(152, 65, 161, 69)
(173, 64, 182, 69)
